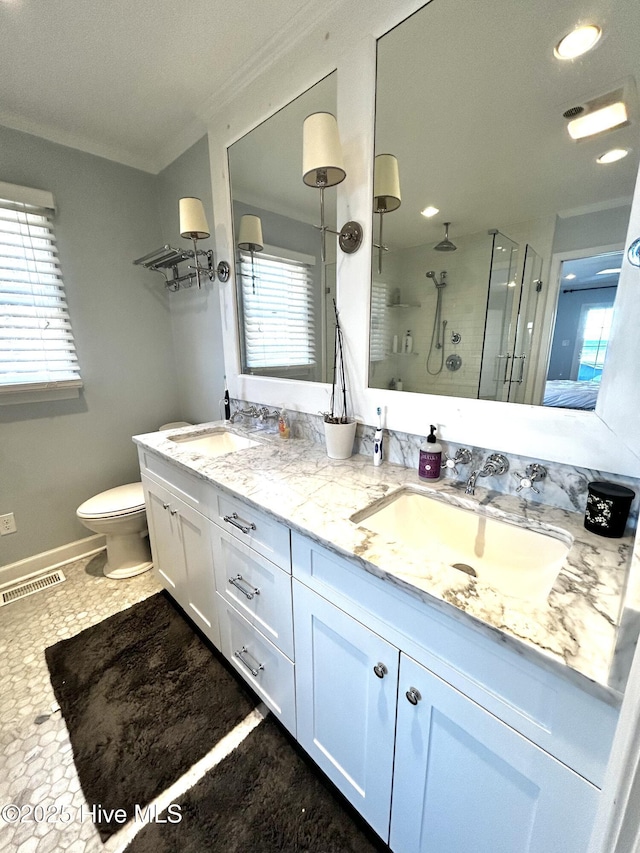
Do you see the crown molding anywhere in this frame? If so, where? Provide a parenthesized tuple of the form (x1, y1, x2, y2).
(0, 108, 159, 173)
(198, 0, 347, 126)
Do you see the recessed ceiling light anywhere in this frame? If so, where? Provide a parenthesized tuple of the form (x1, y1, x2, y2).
(567, 101, 628, 140)
(565, 273, 577, 280)
(596, 267, 621, 275)
(554, 25, 602, 60)
(596, 148, 630, 164)
(421, 206, 439, 218)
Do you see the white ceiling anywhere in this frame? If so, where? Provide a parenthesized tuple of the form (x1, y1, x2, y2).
(0, 0, 340, 173)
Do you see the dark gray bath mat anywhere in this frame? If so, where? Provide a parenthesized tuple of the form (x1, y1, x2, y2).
(45, 591, 257, 840)
(124, 715, 389, 853)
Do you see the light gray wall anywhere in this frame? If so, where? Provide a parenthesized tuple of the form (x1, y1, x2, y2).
(0, 124, 181, 566)
(155, 136, 226, 423)
(553, 206, 631, 254)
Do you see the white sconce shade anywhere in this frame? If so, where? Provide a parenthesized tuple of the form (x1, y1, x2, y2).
(302, 112, 346, 188)
(179, 197, 210, 238)
(237, 215, 264, 252)
(374, 154, 401, 213)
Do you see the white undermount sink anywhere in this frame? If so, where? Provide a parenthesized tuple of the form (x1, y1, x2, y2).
(167, 428, 259, 457)
(352, 489, 572, 602)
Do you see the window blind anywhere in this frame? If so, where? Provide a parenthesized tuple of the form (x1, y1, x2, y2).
(370, 280, 389, 362)
(0, 182, 82, 396)
(239, 248, 316, 371)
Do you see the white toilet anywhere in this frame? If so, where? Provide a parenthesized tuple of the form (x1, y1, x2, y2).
(76, 483, 152, 579)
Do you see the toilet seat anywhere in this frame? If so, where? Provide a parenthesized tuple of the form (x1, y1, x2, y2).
(77, 483, 145, 519)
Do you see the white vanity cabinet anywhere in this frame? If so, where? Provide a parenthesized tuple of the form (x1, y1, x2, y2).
(136, 443, 619, 853)
(138, 447, 297, 733)
(292, 531, 616, 853)
(141, 473, 220, 648)
(391, 653, 598, 853)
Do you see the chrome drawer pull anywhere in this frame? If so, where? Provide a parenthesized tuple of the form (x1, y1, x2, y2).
(223, 512, 256, 535)
(234, 646, 264, 677)
(406, 687, 422, 705)
(373, 662, 388, 679)
(162, 502, 170, 510)
(228, 574, 260, 600)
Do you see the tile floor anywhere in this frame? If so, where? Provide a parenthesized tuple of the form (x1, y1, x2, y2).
(0, 551, 161, 853)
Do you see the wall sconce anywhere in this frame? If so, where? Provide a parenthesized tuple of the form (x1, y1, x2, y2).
(237, 214, 264, 293)
(302, 112, 363, 262)
(133, 198, 230, 290)
(179, 197, 230, 287)
(373, 154, 401, 275)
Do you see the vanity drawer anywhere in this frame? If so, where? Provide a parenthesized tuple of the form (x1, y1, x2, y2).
(138, 448, 207, 514)
(217, 595, 296, 735)
(212, 490, 291, 572)
(292, 531, 618, 788)
(212, 524, 294, 659)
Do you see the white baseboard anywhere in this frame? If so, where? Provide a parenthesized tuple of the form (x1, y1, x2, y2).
(0, 535, 106, 589)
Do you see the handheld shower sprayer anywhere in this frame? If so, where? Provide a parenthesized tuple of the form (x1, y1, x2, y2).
(425, 270, 448, 374)
(426, 270, 447, 288)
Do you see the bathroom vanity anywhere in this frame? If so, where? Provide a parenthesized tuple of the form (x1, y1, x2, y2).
(134, 423, 635, 853)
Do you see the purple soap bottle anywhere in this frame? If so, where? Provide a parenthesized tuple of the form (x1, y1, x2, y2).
(418, 424, 442, 480)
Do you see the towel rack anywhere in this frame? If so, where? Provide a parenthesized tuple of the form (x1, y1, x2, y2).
(133, 244, 230, 291)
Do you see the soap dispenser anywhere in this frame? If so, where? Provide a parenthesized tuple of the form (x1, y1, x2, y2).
(419, 424, 442, 480)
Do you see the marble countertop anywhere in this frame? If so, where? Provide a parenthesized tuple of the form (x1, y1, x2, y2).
(134, 422, 637, 705)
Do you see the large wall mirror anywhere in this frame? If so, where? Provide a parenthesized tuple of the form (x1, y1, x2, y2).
(369, 0, 639, 412)
(228, 72, 338, 384)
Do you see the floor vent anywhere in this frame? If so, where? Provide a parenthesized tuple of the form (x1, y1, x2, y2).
(0, 570, 66, 606)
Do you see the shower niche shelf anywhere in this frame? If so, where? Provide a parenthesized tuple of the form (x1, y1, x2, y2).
(386, 302, 421, 308)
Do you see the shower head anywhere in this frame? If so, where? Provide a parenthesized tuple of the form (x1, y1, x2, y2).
(434, 222, 457, 252)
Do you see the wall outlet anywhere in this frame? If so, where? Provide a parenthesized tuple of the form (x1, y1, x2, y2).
(0, 513, 17, 535)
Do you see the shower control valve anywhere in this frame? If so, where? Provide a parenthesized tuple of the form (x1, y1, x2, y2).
(444, 447, 472, 475)
(513, 464, 547, 494)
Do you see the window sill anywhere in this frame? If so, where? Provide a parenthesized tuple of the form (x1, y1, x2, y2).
(0, 383, 83, 406)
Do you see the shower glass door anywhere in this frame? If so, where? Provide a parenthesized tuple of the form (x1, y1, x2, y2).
(477, 231, 520, 401)
(507, 245, 543, 404)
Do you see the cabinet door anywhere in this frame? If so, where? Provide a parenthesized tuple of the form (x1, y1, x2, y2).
(174, 496, 220, 649)
(142, 475, 187, 605)
(293, 579, 399, 841)
(142, 475, 219, 648)
(391, 653, 599, 853)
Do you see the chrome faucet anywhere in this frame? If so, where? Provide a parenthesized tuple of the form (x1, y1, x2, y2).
(465, 453, 509, 495)
(228, 405, 260, 423)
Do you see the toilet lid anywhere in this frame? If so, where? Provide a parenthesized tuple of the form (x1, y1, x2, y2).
(77, 483, 145, 518)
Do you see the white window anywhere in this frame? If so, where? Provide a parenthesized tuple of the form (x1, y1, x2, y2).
(239, 245, 316, 373)
(0, 181, 82, 403)
(369, 280, 389, 362)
